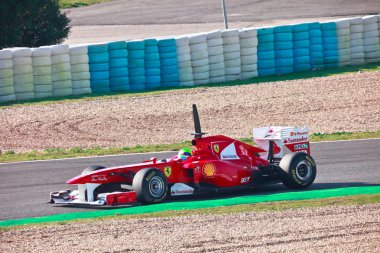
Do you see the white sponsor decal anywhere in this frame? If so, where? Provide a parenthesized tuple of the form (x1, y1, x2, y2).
(241, 176, 250, 184)
(91, 175, 108, 182)
(170, 183, 194, 196)
(220, 143, 240, 160)
(294, 143, 309, 150)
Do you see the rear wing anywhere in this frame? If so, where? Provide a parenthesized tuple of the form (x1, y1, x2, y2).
(253, 126, 310, 159)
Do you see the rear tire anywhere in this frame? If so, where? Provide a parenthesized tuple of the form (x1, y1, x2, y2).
(133, 168, 168, 204)
(279, 152, 317, 189)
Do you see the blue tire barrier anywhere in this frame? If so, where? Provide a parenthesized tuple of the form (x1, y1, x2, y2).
(129, 68, 145, 76)
(158, 38, 176, 48)
(323, 50, 338, 57)
(322, 29, 337, 38)
(274, 25, 292, 33)
(145, 76, 161, 89)
(128, 50, 145, 59)
(258, 27, 274, 36)
(145, 46, 159, 54)
(310, 37, 323, 44)
(145, 60, 160, 68)
(275, 49, 293, 59)
(161, 81, 178, 88)
(160, 57, 178, 66)
(258, 51, 275, 60)
(309, 29, 322, 38)
(160, 66, 178, 75)
(276, 66, 294, 74)
(310, 51, 324, 58)
(294, 40, 310, 48)
(323, 37, 338, 45)
(88, 44, 108, 53)
(258, 34, 275, 43)
(159, 51, 177, 59)
(258, 43, 275, 52)
(293, 31, 309, 41)
(292, 23, 309, 32)
(90, 79, 110, 93)
(88, 52, 109, 63)
(127, 41, 145, 50)
(321, 22, 336, 31)
(258, 68, 276, 76)
(145, 39, 158, 46)
(110, 68, 129, 78)
(308, 22, 320, 30)
(161, 73, 179, 83)
(110, 77, 130, 91)
(274, 33, 293, 42)
(128, 59, 145, 69)
(109, 49, 128, 58)
(275, 41, 293, 50)
(90, 71, 109, 80)
(158, 45, 178, 54)
(324, 56, 339, 64)
(89, 62, 109, 72)
(276, 58, 294, 66)
(294, 64, 310, 72)
(109, 58, 128, 68)
(108, 41, 127, 50)
(294, 56, 310, 65)
(258, 59, 276, 69)
(145, 53, 160, 61)
(294, 48, 309, 57)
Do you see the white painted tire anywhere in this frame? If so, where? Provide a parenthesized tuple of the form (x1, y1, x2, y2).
(239, 28, 257, 39)
(240, 47, 257, 56)
(52, 54, 70, 64)
(364, 29, 379, 38)
(33, 56, 52, 66)
(52, 63, 71, 73)
(53, 88, 73, 97)
(362, 15, 378, 24)
(15, 92, 34, 101)
(53, 80, 72, 89)
(189, 33, 207, 44)
(190, 50, 208, 61)
(206, 30, 222, 39)
(224, 51, 241, 61)
(350, 32, 363, 40)
(350, 45, 364, 54)
(365, 57, 380, 63)
(69, 45, 88, 55)
(337, 28, 350, 36)
(32, 47, 51, 57)
(52, 71, 71, 82)
(0, 94, 16, 102)
(70, 54, 89, 64)
(72, 80, 91, 89)
(225, 67, 241, 75)
(209, 62, 225, 71)
(193, 72, 209, 80)
(350, 38, 363, 47)
(209, 54, 224, 64)
(240, 37, 258, 48)
(14, 73, 33, 84)
(350, 52, 365, 60)
(241, 71, 258, 79)
(225, 59, 241, 68)
(175, 36, 190, 47)
(14, 83, 33, 93)
(33, 66, 51, 76)
(222, 29, 239, 38)
(71, 72, 91, 80)
(210, 69, 226, 78)
(335, 19, 351, 29)
(178, 73, 193, 82)
(363, 37, 379, 46)
(34, 75, 52, 85)
(349, 17, 363, 25)
(177, 46, 191, 55)
(209, 76, 225, 83)
(364, 44, 380, 52)
(0, 60, 13, 69)
(34, 84, 53, 93)
(225, 74, 241, 82)
(179, 80, 195, 87)
(242, 64, 258, 72)
(51, 45, 69, 55)
(350, 58, 365, 65)
(0, 77, 14, 88)
(190, 43, 207, 51)
(350, 24, 363, 33)
(191, 58, 209, 68)
(71, 63, 89, 73)
(0, 49, 12, 60)
(208, 46, 224, 56)
(223, 36, 240, 44)
(72, 87, 92, 95)
(177, 54, 191, 62)
(14, 65, 32, 75)
(207, 38, 223, 47)
(223, 44, 240, 53)
(193, 65, 209, 74)
(0, 85, 15, 94)
(241, 55, 258, 65)
(194, 78, 209, 85)
(364, 23, 378, 32)
(12, 48, 32, 58)
(178, 60, 192, 68)
(0, 69, 13, 79)
(13, 57, 32, 66)
(35, 92, 53, 99)
(365, 51, 380, 59)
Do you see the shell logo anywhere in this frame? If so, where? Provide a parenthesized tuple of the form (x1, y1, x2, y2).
(202, 162, 216, 177)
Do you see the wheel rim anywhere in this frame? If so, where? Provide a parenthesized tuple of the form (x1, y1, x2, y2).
(148, 176, 165, 198)
(295, 160, 313, 182)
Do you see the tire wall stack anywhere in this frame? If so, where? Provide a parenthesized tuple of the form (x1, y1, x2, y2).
(363, 16, 380, 63)
(158, 38, 178, 88)
(12, 48, 34, 100)
(257, 27, 276, 76)
(189, 33, 209, 85)
(127, 41, 145, 91)
(108, 41, 129, 92)
(176, 36, 194, 86)
(222, 29, 241, 81)
(144, 39, 161, 90)
(0, 49, 15, 102)
(88, 43, 110, 93)
(69, 45, 91, 95)
(1, 14, 380, 104)
(207, 30, 225, 83)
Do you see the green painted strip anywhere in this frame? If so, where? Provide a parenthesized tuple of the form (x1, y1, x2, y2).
(1, 186, 380, 227)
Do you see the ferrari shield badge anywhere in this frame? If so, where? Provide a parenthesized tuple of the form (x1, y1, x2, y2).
(164, 166, 172, 177)
(213, 144, 220, 153)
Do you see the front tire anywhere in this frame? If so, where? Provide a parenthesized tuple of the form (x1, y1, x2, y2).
(279, 152, 317, 189)
(133, 168, 168, 204)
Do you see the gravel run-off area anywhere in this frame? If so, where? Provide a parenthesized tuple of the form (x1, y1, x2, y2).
(0, 71, 379, 152)
(1, 204, 379, 252)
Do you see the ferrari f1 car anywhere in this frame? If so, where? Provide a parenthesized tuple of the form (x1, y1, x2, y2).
(50, 104, 317, 206)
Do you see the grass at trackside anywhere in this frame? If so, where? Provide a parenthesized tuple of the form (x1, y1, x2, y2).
(59, 0, 111, 8)
(0, 131, 379, 163)
(1, 194, 379, 231)
(0, 62, 379, 109)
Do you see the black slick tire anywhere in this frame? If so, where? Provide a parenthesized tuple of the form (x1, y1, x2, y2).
(133, 168, 168, 204)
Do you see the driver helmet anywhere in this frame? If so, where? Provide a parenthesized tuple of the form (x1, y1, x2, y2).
(178, 148, 192, 161)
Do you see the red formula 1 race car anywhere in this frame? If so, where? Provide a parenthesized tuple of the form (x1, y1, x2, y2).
(50, 105, 317, 206)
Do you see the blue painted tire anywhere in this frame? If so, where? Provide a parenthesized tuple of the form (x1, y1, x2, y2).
(89, 63, 109, 72)
(145, 53, 160, 61)
(258, 51, 275, 60)
(158, 39, 176, 48)
(145, 60, 160, 68)
(258, 59, 276, 69)
(323, 43, 338, 51)
(88, 44, 108, 53)
(91, 87, 110, 93)
(294, 64, 310, 72)
(293, 31, 309, 41)
(88, 52, 109, 63)
(145, 68, 161, 76)
(110, 77, 129, 86)
(159, 51, 177, 59)
(161, 65, 178, 75)
(323, 37, 337, 45)
(294, 40, 310, 48)
(275, 49, 293, 59)
(276, 66, 294, 74)
(258, 34, 274, 43)
(128, 59, 145, 68)
(322, 30, 337, 38)
(161, 81, 178, 88)
(274, 32, 293, 42)
(145, 39, 158, 46)
(108, 41, 127, 50)
(91, 79, 110, 89)
(309, 30, 322, 38)
(292, 23, 309, 32)
(294, 56, 310, 65)
(145, 46, 159, 54)
(160, 57, 177, 66)
(111, 83, 129, 92)
(258, 28, 273, 36)
(258, 68, 276, 76)
(109, 58, 128, 68)
(109, 49, 128, 59)
(158, 46, 177, 54)
(129, 68, 145, 76)
(275, 41, 293, 50)
(110, 68, 129, 78)
(161, 73, 178, 83)
(128, 50, 145, 59)
(276, 58, 294, 67)
(293, 48, 309, 57)
(310, 37, 323, 45)
(258, 43, 274, 52)
(127, 41, 145, 50)
(324, 63, 338, 68)
(321, 22, 336, 31)
(308, 22, 320, 30)
(145, 75, 161, 84)
(274, 25, 292, 33)
(90, 71, 109, 80)
(129, 75, 146, 84)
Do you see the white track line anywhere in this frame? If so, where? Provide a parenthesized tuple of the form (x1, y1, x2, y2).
(0, 138, 379, 166)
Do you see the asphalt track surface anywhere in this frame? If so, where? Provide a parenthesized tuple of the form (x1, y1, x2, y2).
(65, 0, 380, 26)
(0, 139, 379, 221)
